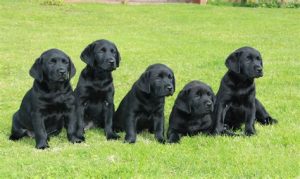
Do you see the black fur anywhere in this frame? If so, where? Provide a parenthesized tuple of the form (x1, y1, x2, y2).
(9, 49, 76, 149)
(212, 46, 277, 136)
(67, 39, 121, 143)
(113, 64, 175, 144)
(167, 81, 214, 143)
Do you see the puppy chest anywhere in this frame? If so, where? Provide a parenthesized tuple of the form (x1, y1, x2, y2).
(40, 102, 71, 115)
(84, 88, 112, 103)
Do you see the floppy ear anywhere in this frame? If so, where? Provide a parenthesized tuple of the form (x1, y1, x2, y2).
(136, 71, 151, 94)
(175, 89, 191, 114)
(68, 57, 76, 79)
(29, 57, 43, 82)
(115, 46, 121, 67)
(171, 70, 176, 92)
(80, 43, 95, 66)
(225, 51, 243, 73)
(210, 88, 216, 104)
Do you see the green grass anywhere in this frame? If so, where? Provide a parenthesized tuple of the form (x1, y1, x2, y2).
(0, 0, 299, 177)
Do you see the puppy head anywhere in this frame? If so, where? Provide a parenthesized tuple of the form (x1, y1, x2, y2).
(80, 39, 121, 71)
(225, 46, 263, 79)
(30, 49, 76, 83)
(176, 81, 215, 115)
(136, 64, 175, 97)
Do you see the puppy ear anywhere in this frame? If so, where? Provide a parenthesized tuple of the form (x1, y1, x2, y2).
(29, 57, 43, 82)
(136, 71, 151, 94)
(171, 70, 176, 92)
(210, 87, 216, 104)
(68, 57, 76, 79)
(80, 43, 95, 66)
(115, 46, 121, 67)
(225, 51, 243, 73)
(175, 89, 191, 114)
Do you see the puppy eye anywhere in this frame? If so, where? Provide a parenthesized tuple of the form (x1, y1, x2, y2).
(111, 49, 116, 54)
(100, 48, 106, 53)
(196, 91, 202, 96)
(61, 59, 69, 64)
(168, 74, 172, 79)
(247, 55, 252, 60)
(50, 59, 57, 63)
(207, 92, 211, 96)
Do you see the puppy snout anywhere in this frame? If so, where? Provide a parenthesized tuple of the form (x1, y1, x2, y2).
(167, 85, 173, 92)
(256, 67, 263, 73)
(58, 69, 67, 75)
(205, 101, 212, 108)
(108, 58, 115, 65)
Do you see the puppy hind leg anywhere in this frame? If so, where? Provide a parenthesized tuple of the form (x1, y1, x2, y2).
(9, 113, 27, 141)
(255, 99, 278, 125)
(167, 129, 181, 143)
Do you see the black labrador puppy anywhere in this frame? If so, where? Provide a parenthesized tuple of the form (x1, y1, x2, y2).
(9, 49, 76, 149)
(113, 64, 175, 144)
(167, 80, 214, 143)
(212, 47, 277, 136)
(67, 39, 121, 143)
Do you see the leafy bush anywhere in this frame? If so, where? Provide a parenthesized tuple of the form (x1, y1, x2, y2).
(41, 0, 64, 6)
(208, 0, 300, 8)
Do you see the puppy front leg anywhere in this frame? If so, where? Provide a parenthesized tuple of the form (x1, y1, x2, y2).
(153, 112, 165, 144)
(103, 101, 120, 140)
(32, 113, 48, 149)
(67, 105, 84, 143)
(124, 115, 137, 143)
(245, 103, 256, 136)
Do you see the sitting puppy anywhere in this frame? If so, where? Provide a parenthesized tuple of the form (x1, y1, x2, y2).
(213, 47, 277, 136)
(9, 49, 76, 149)
(113, 64, 175, 144)
(167, 81, 214, 143)
(67, 39, 121, 143)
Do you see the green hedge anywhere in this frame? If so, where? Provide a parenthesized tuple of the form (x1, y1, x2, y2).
(208, 0, 300, 8)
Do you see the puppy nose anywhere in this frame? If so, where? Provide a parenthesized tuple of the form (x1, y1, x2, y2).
(109, 59, 115, 64)
(167, 85, 173, 91)
(256, 67, 263, 73)
(205, 101, 212, 108)
(58, 69, 66, 75)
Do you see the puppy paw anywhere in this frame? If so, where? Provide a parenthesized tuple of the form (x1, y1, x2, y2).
(221, 130, 238, 136)
(262, 117, 278, 125)
(9, 135, 21, 141)
(167, 134, 180, 144)
(36, 141, 49, 149)
(168, 139, 180, 144)
(124, 136, 136, 144)
(245, 129, 256, 136)
(68, 135, 84, 143)
(78, 135, 85, 142)
(211, 129, 223, 135)
(106, 132, 120, 140)
(156, 137, 166, 144)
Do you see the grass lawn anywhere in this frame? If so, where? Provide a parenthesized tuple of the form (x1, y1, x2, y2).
(0, 0, 299, 177)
